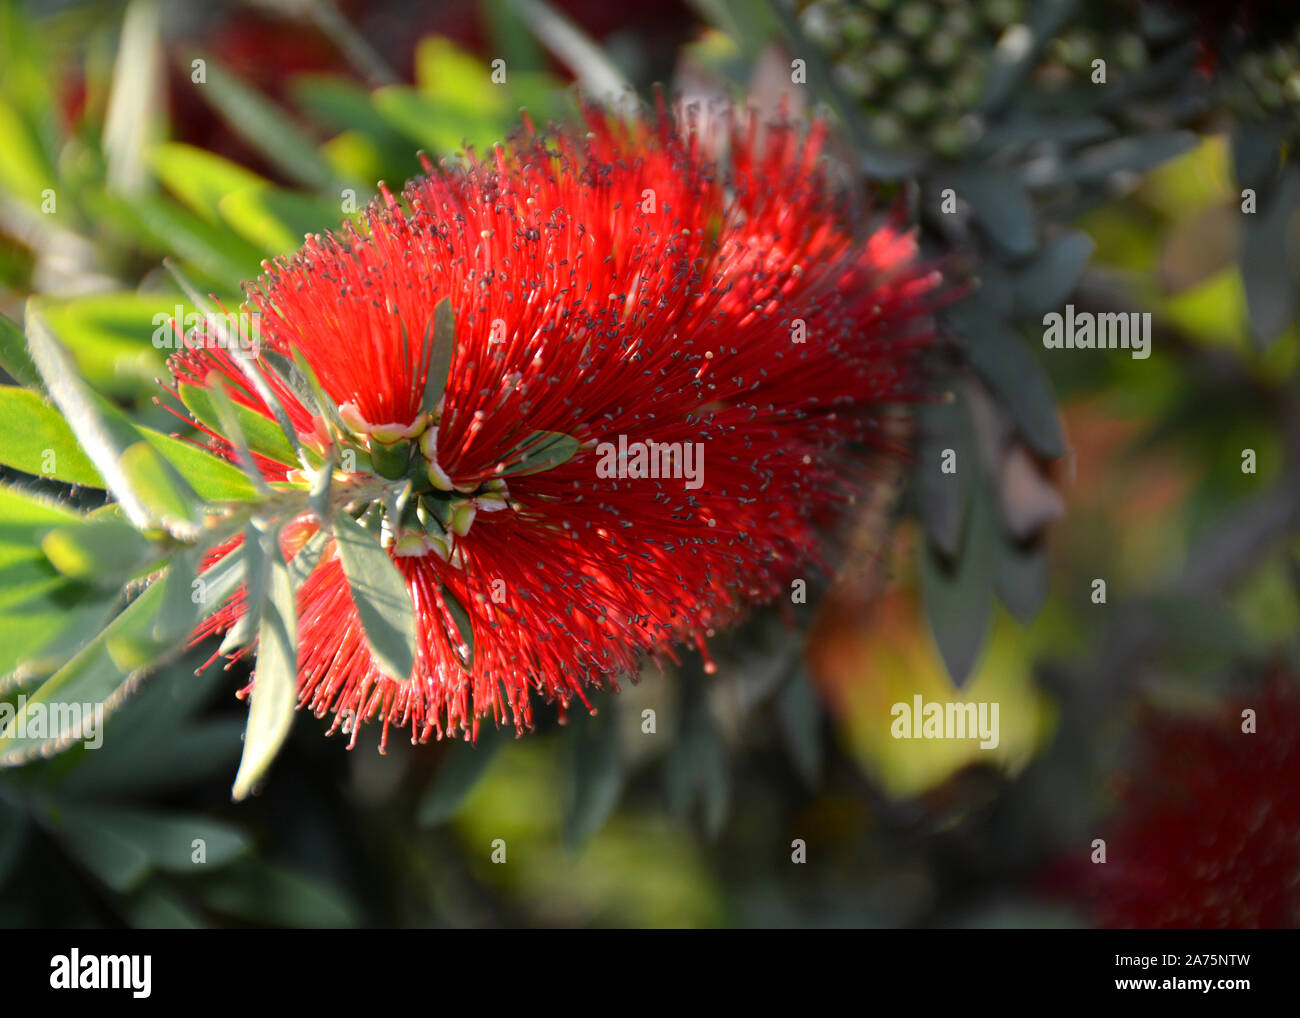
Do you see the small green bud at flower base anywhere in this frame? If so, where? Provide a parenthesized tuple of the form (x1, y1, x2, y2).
(426, 531, 452, 561)
(422, 494, 454, 530)
(392, 533, 429, 557)
(451, 502, 477, 536)
(418, 426, 436, 460)
(427, 458, 454, 491)
(371, 438, 412, 479)
(339, 402, 370, 434)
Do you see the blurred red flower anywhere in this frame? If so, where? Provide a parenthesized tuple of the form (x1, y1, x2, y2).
(170, 102, 940, 748)
(1056, 673, 1300, 928)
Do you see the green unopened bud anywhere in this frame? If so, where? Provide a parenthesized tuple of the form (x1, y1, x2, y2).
(896, 2, 934, 39)
(451, 501, 477, 537)
(427, 458, 454, 491)
(834, 61, 876, 98)
(943, 9, 975, 41)
(426, 531, 452, 561)
(925, 30, 959, 68)
(422, 494, 454, 530)
(895, 80, 937, 121)
(370, 438, 412, 479)
(871, 41, 910, 81)
(840, 10, 875, 47)
(392, 533, 429, 558)
(868, 112, 907, 148)
(983, 0, 1020, 30)
(338, 402, 370, 434)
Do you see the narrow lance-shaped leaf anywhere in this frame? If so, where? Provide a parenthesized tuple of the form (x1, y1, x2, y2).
(0, 378, 264, 500)
(219, 523, 272, 656)
(152, 544, 204, 644)
(40, 517, 158, 585)
(180, 380, 297, 470)
(26, 311, 150, 525)
(164, 259, 305, 464)
(200, 378, 275, 496)
(332, 508, 417, 684)
(440, 582, 475, 671)
(192, 54, 335, 190)
(118, 441, 204, 534)
(0, 312, 41, 389)
(420, 298, 456, 416)
(503, 430, 580, 475)
(288, 528, 331, 587)
(0, 546, 246, 763)
(231, 528, 299, 800)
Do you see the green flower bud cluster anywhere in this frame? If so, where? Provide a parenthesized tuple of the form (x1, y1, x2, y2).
(1227, 26, 1300, 126)
(797, 0, 1151, 159)
(797, 0, 1020, 157)
(335, 402, 513, 564)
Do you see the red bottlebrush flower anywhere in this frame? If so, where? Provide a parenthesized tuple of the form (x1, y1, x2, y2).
(168, 101, 940, 750)
(1052, 674, 1300, 928)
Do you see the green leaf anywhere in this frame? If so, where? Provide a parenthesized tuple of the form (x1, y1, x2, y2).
(1242, 166, 1300, 348)
(195, 379, 274, 497)
(25, 311, 159, 527)
(916, 393, 974, 559)
(107, 193, 265, 291)
(119, 440, 203, 529)
(919, 483, 997, 686)
(0, 385, 105, 486)
(954, 302, 1066, 460)
(152, 543, 204, 644)
(955, 169, 1036, 257)
(179, 381, 299, 467)
(332, 508, 417, 684)
(564, 702, 622, 850)
(995, 537, 1050, 624)
(0, 548, 244, 762)
(665, 687, 729, 838)
(40, 517, 156, 584)
(978, 0, 1075, 115)
(31, 294, 175, 400)
(0, 95, 53, 209)
(199, 859, 357, 927)
(1068, 132, 1198, 184)
(421, 298, 455, 415)
(193, 55, 334, 190)
(0, 312, 41, 388)
(101, 0, 164, 196)
(219, 524, 270, 656)
(51, 805, 248, 893)
(416, 732, 502, 826)
(148, 141, 268, 223)
(503, 430, 580, 475)
(218, 187, 340, 257)
(1013, 231, 1095, 318)
(142, 427, 260, 503)
(0, 486, 117, 681)
(776, 667, 822, 788)
(288, 528, 330, 587)
(231, 529, 299, 800)
(371, 86, 505, 155)
(509, 0, 632, 100)
(0, 377, 257, 501)
(440, 582, 475, 670)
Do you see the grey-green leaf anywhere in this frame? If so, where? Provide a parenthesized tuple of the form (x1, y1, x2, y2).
(332, 508, 417, 684)
(421, 298, 455, 415)
(231, 531, 298, 800)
